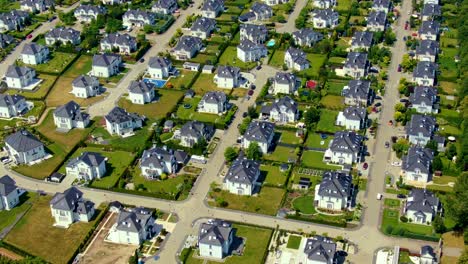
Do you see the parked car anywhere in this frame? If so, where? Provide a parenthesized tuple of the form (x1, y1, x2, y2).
(363, 162, 368, 170)
(248, 90, 254, 96)
(26, 34, 33, 39)
(242, 112, 248, 118)
(397, 64, 402, 72)
(256, 65, 262, 70)
(385, 141, 390, 148)
(0, 157, 10, 164)
(250, 84, 256, 90)
(377, 193, 383, 200)
(375, 102, 382, 107)
(139, 58, 145, 63)
(399, 98, 409, 103)
(397, 194, 406, 199)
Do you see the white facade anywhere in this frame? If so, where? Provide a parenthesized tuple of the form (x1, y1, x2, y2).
(336, 112, 366, 130)
(0, 97, 29, 118)
(314, 187, 348, 211)
(50, 206, 94, 227)
(91, 57, 121, 78)
(312, 13, 338, 28)
(313, 0, 336, 9)
(21, 48, 49, 65)
(6, 69, 35, 89)
(413, 76, 435, 87)
(71, 77, 100, 98)
(129, 89, 155, 105)
(237, 46, 266, 62)
(66, 158, 106, 181)
(273, 81, 297, 95)
(214, 75, 239, 89)
(5, 141, 46, 165)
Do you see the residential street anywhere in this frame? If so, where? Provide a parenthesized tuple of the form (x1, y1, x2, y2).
(275, 0, 308, 33)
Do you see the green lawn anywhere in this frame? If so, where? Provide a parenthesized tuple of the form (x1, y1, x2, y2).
(305, 133, 333, 149)
(191, 73, 228, 95)
(286, 235, 302, 249)
(189, 53, 217, 65)
(336, 0, 353, 12)
(280, 130, 302, 145)
(14, 143, 67, 179)
(0, 192, 36, 233)
(261, 164, 288, 186)
(439, 81, 458, 95)
(290, 168, 323, 185)
(326, 79, 347, 95)
(328, 57, 346, 65)
(301, 151, 342, 170)
(62, 55, 93, 78)
(264, 145, 296, 163)
(88, 126, 153, 153)
(6, 74, 58, 100)
(218, 46, 257, 70)
(381, 209, 439, 239)
(21, 52, 78, 74)
(292, 196, 316, 214)
(176, 97, 220, 123)
(316, 110, 341, 133)
(384, 198, 401, 208)
(320, 95, 345, 110)
(118, 89, 184, 119)
(166, 69, 198, 89)
(132, 172, 196, 198)
(301, 54, 327, 77)
(269, 49, 286, 68)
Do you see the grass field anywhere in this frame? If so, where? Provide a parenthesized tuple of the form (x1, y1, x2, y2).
(23, 52, 78, 74)
(279, 130, 302, 145)
(191, 73, 229, 96)
(316, 110, 340, 133)
(45, 77, 105, 107)
(118, 89, 184, 119)
(269, 50, 286, 68)
(62, 55, 93, 78)
(261, 164, 288, 186)
(326, 79, 347, 95)
(132, 172, 196, 196)
(14, 143, 67, 179)
(0, 193, 36, 233)
(439, 81, 458, 95)
(301, 151, 342, 170)
(176, 97, 220, 123)
(88, 126, 153, 153)
(166, 69, 198, 89)
(218, 46, 257, 70)
(320, 95, 345, 110)
(6, 74, 58, 100)
(286, 235, 302, 249)
(292, 196, 316, 214)
(384, 198, 401, 208)
(305, 133, 333, 149)
(381, 209, 438, 238)
(301, 54, 327, 77)
(264, 145, 296, 163)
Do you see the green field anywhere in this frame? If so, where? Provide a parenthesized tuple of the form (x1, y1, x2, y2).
(219, 46, 258, 70)
(88, 126, 153, 153)
(269, 49, 286, 68)
(21, 52, 78, 74)
(292, 196, 316, 214)
(301, 151, 342, 170)
(264, 145, 297, 163)
(381, 209, 439, 239)
(305, 133, 333, 149)
(6, 74, 58, 100)
(279, 130, 302, 145)
(118, 89, 184, 119)
(166, 69, 198, 89)
(14, 143, 67, 179)
(316, 110, 341, 133)
(0, 193, 36, 233)
(62, 55, 93, 78)
(320, 95, 345, 110)
(261, 164, 288, 186)
(132, 172, 196, 198)
(286, 235, 302, 249)
(301, 53, 327, 77)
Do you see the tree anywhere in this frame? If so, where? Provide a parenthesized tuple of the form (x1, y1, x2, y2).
(432, 156, 443, 171)
(425, 140, 439, 155)
(445, 172, 468, 229)
(106, 18, 123, 33)
(304, 108, 321, 128)
(401, 54, 417, 72)
(246, 142, 262, 160)
(238, 117, 251, 135)
(247, 105, 258, 118)
(224, 147, 238, 162)
(432, 215, 446, 233)
(446, 144, 457, 160)
(458, 248, 468, 264)
(392, 138, 410, 158)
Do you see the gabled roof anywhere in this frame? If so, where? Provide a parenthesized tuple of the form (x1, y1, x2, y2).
(292, 28, 323, 43)
(367, 11, 387, 26)
(224, 155, 260, 185)
(148, 56, 172, 69)
(141, 146, 178, 168)
(116, 207, 153, 233)
(50, 187, 83, 211)
(45, 27, 80, 41)
(240, 24, 268, 39)
(318, 171, 352, 198)
(418, 20, 440, 35)
(174, 35, 203, 52)
(351, 31, 373, 48)
(74, 4, 106, 15)
(124, 9, 156, 22)
(128, 80, 155, 94)
(342, 80, 371, 100)
(72, 75, 98, 88)
(406, 188, 439, 214)
(303, 236, 337, 263)
(402, 146, 433, 174)
(244, 121, 275, 143)
(421, 4, 441, 17)
(201, 0, 224, 12)
(373, 0, 391, 8)
(263, 96, 298, 115)
(344, 52, 368, 69)
(0, 175, 17, 196)
(415, 39, 439, 56)
(101, 33, 136, 47)
(201, 91, 227, 105)
(286, 47, 309, 66)
(180, 121, 213, 139)
(274, 72, 296, 85)
(0, 33, 15, 48)
(0, 10, 29, 23)
(105, 107, 143, 124)
(5, 130, 43, 152)
(406, 114, 436, 138)
(199, 219, 233, 246)
(216, 65, 240, 79)
(92, 53, 121, 67)
(190, 17, 216, 32)
(342, 106, 367, 121)
(329, 131, 363, 154)
(250, 2, 272, 15)
(413, 61, 437, 79)
(409, 86, 437, 106)
(313, 8, 338, 20)
(153, 0, 177, 10)
(21, 43, 47, 55)
(54, 100, 88, 121)
(67, 151, 106, 169)
(0, 94, 25, 107)
(237, 39, 265, 52)
(5, 65, 34, 78)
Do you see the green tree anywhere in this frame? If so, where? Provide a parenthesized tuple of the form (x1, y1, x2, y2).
(432, 156, 443, 171)
(432, 216, 446, 233)
(246, 142, 262, 160)
(247, 105, 258, 118)
(446, 172, 468, 229)
(401, 54, 417, 72)
(238, 117, 251, 135)
(446, 144, 457, 160)
(458, 248, 468, 264)
(304, 108, 321, 129)
(425, 140, 439, 155)
(224, 147, 238, 162)
(106, 18, 123, 33)
(392, 138, 410, 158)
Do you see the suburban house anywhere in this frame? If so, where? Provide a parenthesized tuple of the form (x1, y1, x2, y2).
(107, 207, 155, 245)
(249, 2, 273, 21)
(311, 9, 339, 29)
(190, 17, 216, 39)
(53, 101, 90, 130)
(412, 61, 437, 86)
(198, 219, 234, 259)
(263, 0, 289, 5)
(5, 130, 47, 165)
(418, 20, 440, 40)
(50, 187, 95, 228)
(123, 9, 155, 28)
(45, 27, 81, 46)
(20, 0, 52, 13)
(0, 175, 23, 211)
(5, 65, 36, 89)
(272, 72, 298, 95)
(324, 131, 363, 165)
(406, 114, 437, 145)
(420, 246, 438, 264)
(148, 56, 173, 79)
(240, 24, 268, 44)
(214, 65, 241, 88)
(91, 53, 122, 78)
(260, 96, 299, 123)
(366, 11, 387, 31)
(173, 35, 203, 60)
(128, 80, 156, 105)
(372, 0, 391, 12)
(0, 33, 15, 48)
(409, 86, 438, 114)
(350, 31, 374, 51)
(74, 5, 106, 22)
(401, 146, 434, 183)
(100, 33, 137, 54)
(20, 43, 49, 65)
(342, 52, 369, 79)
(302, 236, 337, 264)
(336, 106, 368, 130)
(284, 48, 310, 71)
(152, 0, 178, 14)
(421, 4, 441, 21)
(71, 75, 101, 98)
(105, 107, 144, 136)
(292, 28, 323, 47)
(179, 121, 214, 147)
(415, 40, 439, 62)
(242, 121, 275, 153)
(198, 91, 228, 114)
(201, 0, 224, 18)
(66, 152, 107, 181)
(140, 146, 188, 179)
(313, 0, 336, 9)
(237, 39, 267, 62)
(314, 171, 353, 211)
(102, 0, 129, 5)
(223, 156, 260, 196)
(0, 94, 30, 118)
(0, 11, 29, 32)
(404, 189, 441, 224)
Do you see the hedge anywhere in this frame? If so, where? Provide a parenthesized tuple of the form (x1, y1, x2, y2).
(285, 215, 347, 228)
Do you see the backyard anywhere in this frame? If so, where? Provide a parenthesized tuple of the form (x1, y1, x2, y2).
(320, 95, 345, 110)
(301, 151, 342, 170)
(218, 46, 258, 70)
(381, 209, 439, 240)
(132, 172, 197, 200)
(45, 76, 105, 107)
(118, 89, 184, 119)
(166, 69, 198, 89)
(279, 130, 303, 145)
(316, 109, 341, 133)
(62, 55, 93, 78)
(88, 126, 153, 152)
(0, 192, 36, 233)
(14, 143, 67, 179)
(264, 145, 297, 163)
(260, 164, 288, 187)
(21, 52, 78, 74)
(305, 133, 333, 149)
(286, 235, 302, 249)
(190, 73, 228, 95)
(301, 54, 327, 77)
(6, 74, 58, 100)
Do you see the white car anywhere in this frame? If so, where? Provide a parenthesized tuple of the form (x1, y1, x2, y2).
(392, 161, 401, 167)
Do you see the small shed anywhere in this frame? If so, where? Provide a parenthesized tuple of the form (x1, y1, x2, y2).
(183, 62, 200, 71)
(49, 172, 65, 183)
(184, 89, 195, 98)
(164, 120, 174, 131)
(298, 177, 310, 189)
(202, 65, 215, 73)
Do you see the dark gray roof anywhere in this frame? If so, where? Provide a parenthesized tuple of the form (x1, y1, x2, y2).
(116, 207, 153, 233)
(415, 40, 439, 57)
(216, 65, 240, 79)
(123, 9, 156, 23)
(128, 80, 155, 94)
(342, 106, 367, 121)
(67, 151, 105, 168)
(0, 175, 17, 196)
(153, 0, 177, 10)
(342, 80, 371, 100)
(244, 121, 275, 143)
(329, 131, 363, 154)
(344, 52, 368, 69)
(406, 114, 436, 138)
(180, 121, 213, 140)
(409, 86, 437, 106)
(105, 107, 143, 124)
(202, 91, 227, 105)
(422, 4, 441, 17)
(351, 31, 373, 48)
(240, 24, 268, 41)
(402, 146, 433, 174)
(199, 219, 233, 246)
(0, 94, 25, 107)
(418, 20, 440, 36)
(250, 2, 272, 15)
(74, 4, 106, 15)
(237, 39, 265, 52)
(313, 8, 338, 20)
(367, 11, 387, 27)
(92, 53, 121, 67)
(45, 27, 80, 42)
(224, 156, 260, 185)
(406, 189, 439, 214)
(21, 43, 47, 55)
(201, 0, 224, 12)
(0, 10, 29, 24)
(275, 72, 296, 85)
(141, 146, 175, 168)
(413, 61, 437, 79)
(421, 245, 436, 258)
(0, 34, 15, 48)
(318, 171, 352, 198)
(54, 101, 88, 122)
(5, 65, 34, 78)
(101, 33, 136, 47)
(50, 187, 83, 211)
(286, 48, 309, 66)
(190, 17, 216, 33)
(5, 130, 43, 152)
(174, 35, 203, 52)
(304, 236, 337, 263)
(148, 56, 172, 69)
(72, 75, 98, 88)
(292, 28, 323, 44)
(373, 0, 391, 8)
(262, 96, 298, 115)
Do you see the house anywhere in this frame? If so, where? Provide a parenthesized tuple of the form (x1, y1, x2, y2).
(148, 56, 173, 79)
(0, 11, 29, 32)
(180, 121, 214, 147)
(0, 94, 30, 118)
(260, 96, 299, 123)
(366, 11, 387, 32)
(415, 40, 439, 62)
(128, 80, 156, 104)
(404, 189, 441, 224)
(74, 5, 106, 23)
(412, 61, 437, 86)
(418, 20, 440, 41)
(183, 62, 200, 72)
(240, 24, 268, 44)
(420, 246, 438, 264)
(198, 219, 234, 259)
(284, 48, 310, 71)
(0, 33, 15, 48)
(20, 0, 52, 13)
(342, 52, 369, 79)
(214, 65, 240, 88)
(423, 0, 438, 4)
(311, 9, 339, 29)
(372, 0, 391, 13)
(50, 187, 95, 228)
(324, 131, 363, 165)
(100, 33, 137, 54)
(336, 106, 367, 130)
(409, 86, 438, 114)
(292, 28, 323, 47)
(20, 43, 49, 65)
(0, 175, 23, 211)
(201, 0, 224, 18)
(190, 17, 216, 39)
(140, 146, 188, 179)
(421, 4, 441, 21)
(5, 65, 36, 89)
(71, 75, 100, 98)
(107, 207, 155, 245)
(102, 0, 129, 5)
(249, 2, 273, 21)
(302, 236, 337, 264)
(5, 130, 46, 164)
(66, 152, 106, 181)
(123, 9, 155, 28)
(401, 146, 434, 183)
(313, 0, 336, 9)
(173, 35, 203, 60)
(53, 101, 90, 130)
(237, 39, 267, 62)
(351, 31, 373, 51)
(272, 72, 298, 95)
(242, 121, 275, 153)
(314, 171, 353, 211)
(45, 27, 81, 46)
(105, 107, 144, 136)
(223, 156, 260, 195)
(406, 114, 437, 145)
(91, 53, 121, 78)
(152, 0, 178, 14)
(163, 120, 174, 132)
(198, 91, 228, 114)
(263, 0, 289, 5)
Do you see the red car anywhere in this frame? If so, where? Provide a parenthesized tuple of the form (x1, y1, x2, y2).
(363, 163, 368, 170)
(397, 64, 402, 72)
(248, 90, 254, 96)
(26, 34, 33, 39)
